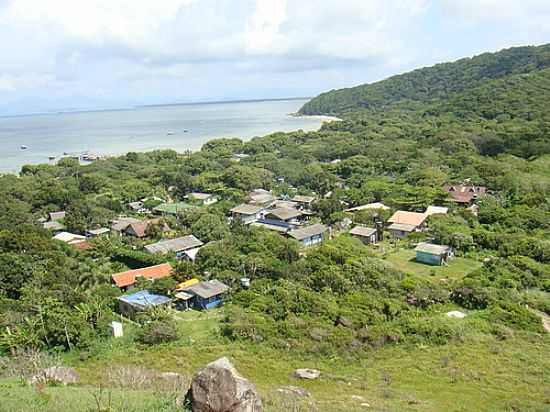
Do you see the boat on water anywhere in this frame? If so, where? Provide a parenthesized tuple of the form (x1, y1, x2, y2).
(166, 131, 175, 135)
(48, 156, 56, 160)
(183, 129, 189, 133)
(20, 145, 28, 150)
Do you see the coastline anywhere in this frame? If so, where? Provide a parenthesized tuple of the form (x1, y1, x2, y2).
(290, 113, 342, 122)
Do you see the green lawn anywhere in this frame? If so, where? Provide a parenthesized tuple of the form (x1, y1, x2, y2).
(382, 249, 482, 280)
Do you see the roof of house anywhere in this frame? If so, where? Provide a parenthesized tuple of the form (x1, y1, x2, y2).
(145, 235, 204, 254)
(415, 243, 451, 255)
(388, 211, 427, 227)
(87, 227, 110, 236)
(274, 200, 299, 209)
(349, 226, 377, 237)
(251, 221, 291, 233)
(53, 232, 86, 244)
(118, 290, 172, 308)
(188, 192, 214, 200)
(443, 185, 487, 203)
(111, 217, 142, 232)
(230, 204, 263, 215)
(111, 263, 173, 288)
(249, 193, 276, 205)
(292, 195, 315, 204)
(345, 202, 390, 212)
(43, 221, 64, 231)
(49, 211, 66, 221)
(288, 224, 327, 241)
(387, 223, 417, 233)
(125, 221, 149, 238)
(425, 206, 449, 216)
(183, 280, 229, 299)
(128, 201, 143, 210)
(266, 207, 303, 221)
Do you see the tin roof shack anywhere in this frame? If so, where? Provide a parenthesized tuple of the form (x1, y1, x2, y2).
(49, 211, 66, 222)
(248, 189, 277, 208)
(345, 202, 390, 212)
(53, 231, 87, 245)
(415, 243, 453, 266)
(86, 228, 110, 237)
(287, 224, 327, 248)
(117, 290, 172, 319)
(443, 184, 487, 205)
(349, 226, 378, 244)
(111, 217, 142, 234)
(230, 204, 263, 224)
(145, 235, 204, 260)
(182, 280, 230, 310)
(263, 207, 304, 227)
(387, 211, 427, 239)
(111, 263, 173, 289)
(424, 206, 448, 217)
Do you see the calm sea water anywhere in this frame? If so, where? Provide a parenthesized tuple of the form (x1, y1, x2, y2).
(0, 99, 330, 174)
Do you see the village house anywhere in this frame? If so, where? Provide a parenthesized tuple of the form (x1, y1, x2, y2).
(248, 189, 277, 208)
(111, 263, 173, 289)
(49, 211, 66, 222)
(291, 195, 316, 211)
(443, 184, 487, 205)
(43, 220, 64, 232)
(287, 223, 327, 247)
(349, 225, 378, 244)
(187, 192, 218, 206)
(415, 243, 453, 266)
(117, 290, 172, 318)
(110, 217, 142, 234)
(230, 204, 264, 224)
(145, 235, 204, 260)
(128, 201, 145, 213)
(387, 211, 427, 239)
(176, 279, 230, 310)
(264, 207, 304, 225)
(53, 231, 87, 245)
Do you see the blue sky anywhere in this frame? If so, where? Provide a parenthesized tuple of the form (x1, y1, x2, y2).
(0, 0, 549, 116)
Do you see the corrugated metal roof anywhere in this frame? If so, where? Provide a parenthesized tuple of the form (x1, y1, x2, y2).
(415, 243, 451, 255)
(349, 226, 377, 237)
(184, 280, 229, 299)
(266, 207, 302, 221)
(230, 204, 263, 215)
(145, 235, 204, 254)
(292, 195, 315, 204)
(118, 290, 172, 308)
(288, 224, 327, 241)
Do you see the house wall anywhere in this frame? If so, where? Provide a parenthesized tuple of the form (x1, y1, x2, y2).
(193, 295, 224, 310)
(236, 213, 258, 225)
(354, 234, 377, 244)
(301, 234, 323, 247)
(389, 229, 411, 239)
(416, 251, 443, 266)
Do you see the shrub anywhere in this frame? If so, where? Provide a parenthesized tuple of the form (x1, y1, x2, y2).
(137, 320, 178, 345)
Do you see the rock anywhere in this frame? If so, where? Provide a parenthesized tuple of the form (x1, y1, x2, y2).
(351, 395, 365, 401)
(186, 357, 262, 412)
(335, 315, 353, 328)
(277, 386, 310, 398)
(360, 403, 371, 408)
(446, 310, 467, 319)
(293, 368, 321, 380)
(29, 366, 80, 386)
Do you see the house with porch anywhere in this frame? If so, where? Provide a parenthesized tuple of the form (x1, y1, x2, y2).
(178, 280, 230, 310)
(287, 223, 327, 247)
(230, 204, 264, 224)
(387, 211, 427, 239)
(349, 225, 378, 244)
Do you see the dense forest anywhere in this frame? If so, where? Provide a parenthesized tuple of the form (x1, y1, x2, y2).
(0, 45, 549, 411)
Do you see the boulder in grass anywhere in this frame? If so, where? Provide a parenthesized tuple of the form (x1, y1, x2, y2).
(446, 310, 467, 319)
(277, 386, 310, 398)
(29, 366, 80, 386)
(293, 368, 321, 380)
(186, 357, 262, 412)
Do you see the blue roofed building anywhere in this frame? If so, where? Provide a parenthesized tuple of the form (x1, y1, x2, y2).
(181, 280, 230, 310)
(117, 290, 172, 318)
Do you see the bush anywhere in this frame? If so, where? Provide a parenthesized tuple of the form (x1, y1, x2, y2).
(137, 320, 178, 345)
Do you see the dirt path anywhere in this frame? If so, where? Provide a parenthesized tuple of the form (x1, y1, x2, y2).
(529, 308, 550, 333)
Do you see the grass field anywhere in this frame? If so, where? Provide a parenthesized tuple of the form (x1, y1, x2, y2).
(381, 248, 482, 281)
(1, 310, 548, 412)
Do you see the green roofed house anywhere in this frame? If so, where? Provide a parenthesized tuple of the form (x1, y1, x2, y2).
(415, 243, 453, 266)
(153, 202, 196, 215)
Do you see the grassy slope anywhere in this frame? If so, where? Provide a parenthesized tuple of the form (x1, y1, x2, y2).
(1, 313, 548, 412)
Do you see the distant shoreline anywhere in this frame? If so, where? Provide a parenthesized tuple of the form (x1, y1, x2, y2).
(290, 113, 342, 122)
(0, 97, 313, 119)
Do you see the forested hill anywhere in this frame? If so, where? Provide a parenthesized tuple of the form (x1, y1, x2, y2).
(299, 44, 550, 116)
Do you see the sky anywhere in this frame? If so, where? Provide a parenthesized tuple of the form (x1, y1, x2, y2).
(0, 0, 549, 116)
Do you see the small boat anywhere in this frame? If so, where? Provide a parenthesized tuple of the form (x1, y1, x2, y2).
(166, 131, 175, 135)
(20, 145, 28, 150)
(48, 156, 56, 160)
(183, 129, 189, 133)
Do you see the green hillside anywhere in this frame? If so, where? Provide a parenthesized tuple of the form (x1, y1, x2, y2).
(299, 44, 550, 115)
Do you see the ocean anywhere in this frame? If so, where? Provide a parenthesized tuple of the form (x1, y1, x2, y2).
(0, 98, 331, 174)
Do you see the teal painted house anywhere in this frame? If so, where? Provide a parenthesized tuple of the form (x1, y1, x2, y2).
(415, 243, 452, 266)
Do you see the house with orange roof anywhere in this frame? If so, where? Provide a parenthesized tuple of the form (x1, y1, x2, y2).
(387, 211, 428, 239)
(111, 263, 173, 289)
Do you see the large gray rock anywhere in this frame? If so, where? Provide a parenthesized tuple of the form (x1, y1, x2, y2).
(186, 357, 262, 412)
(293, 368, 321, 380)
(29, 366, 80, 386)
